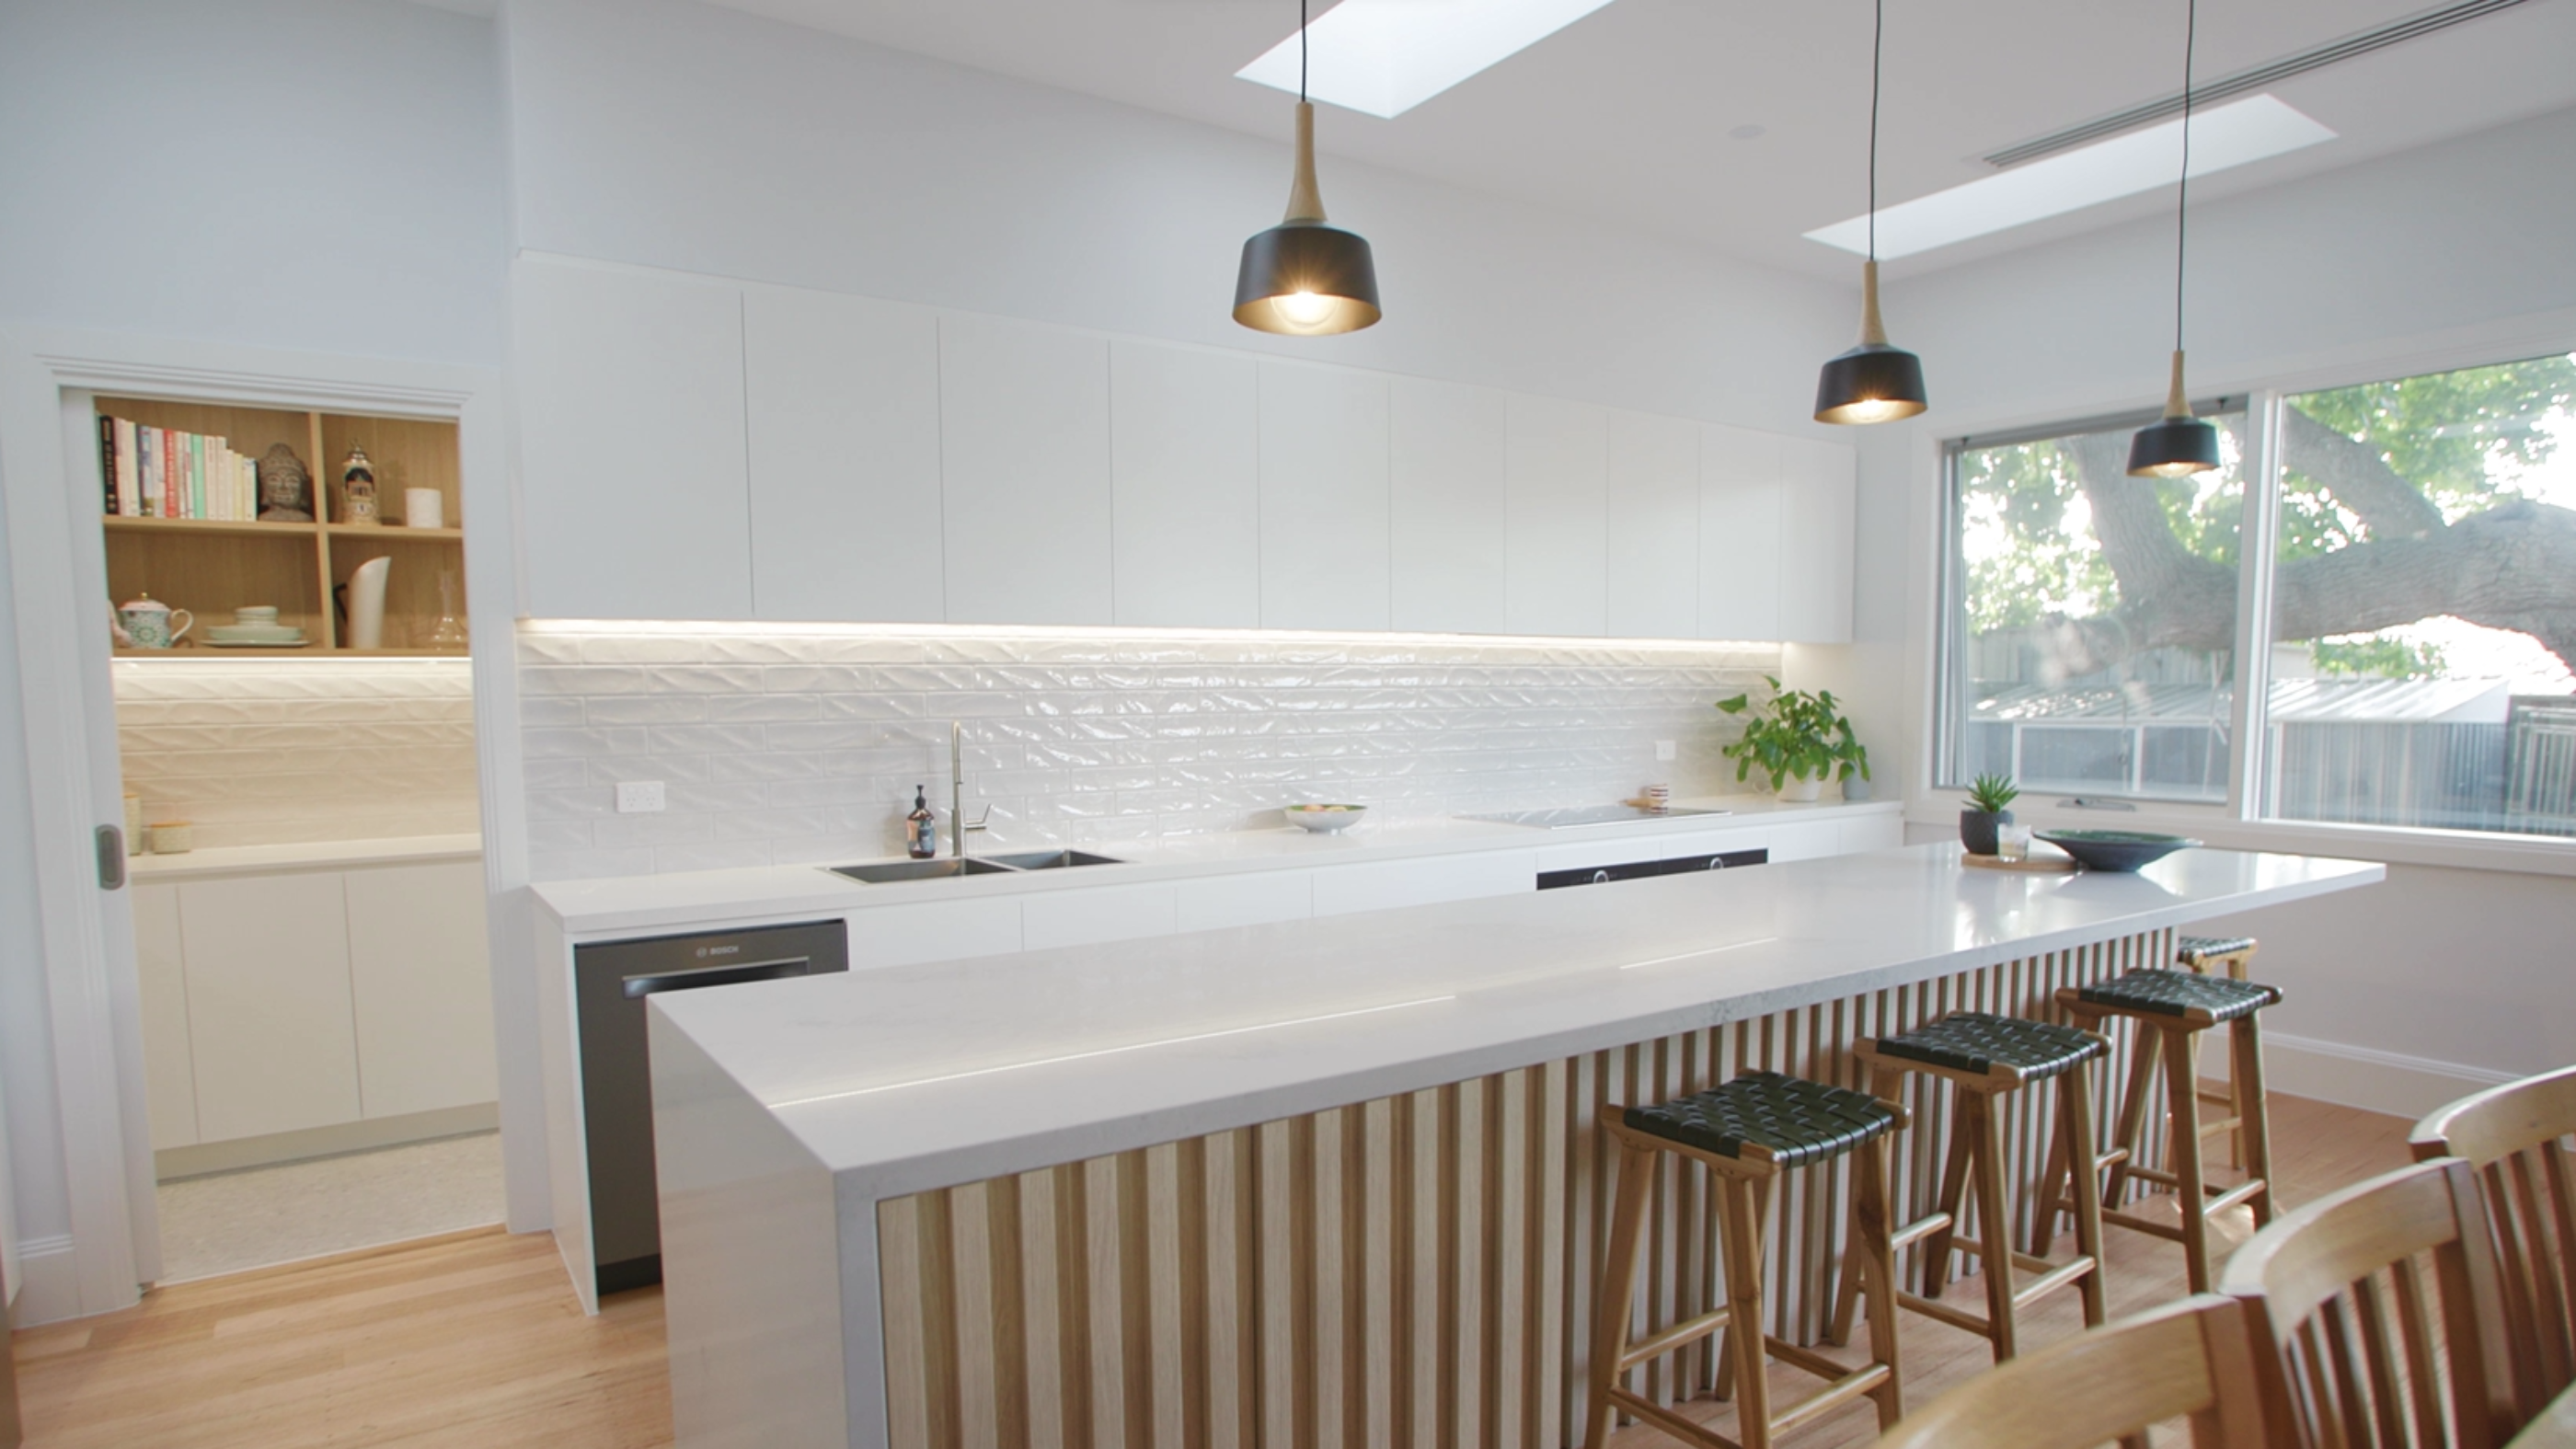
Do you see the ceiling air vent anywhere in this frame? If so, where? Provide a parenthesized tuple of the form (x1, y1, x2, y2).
(1984, 0, 2538, 168)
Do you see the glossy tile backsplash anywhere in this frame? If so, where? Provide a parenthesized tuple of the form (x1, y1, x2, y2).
(519, 627, 1779, 880)
(115, 659, 481, 849)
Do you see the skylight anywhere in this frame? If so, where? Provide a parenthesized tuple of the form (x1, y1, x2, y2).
(1236, 0, 1618, 120)
(1804, 94, 2337, 259)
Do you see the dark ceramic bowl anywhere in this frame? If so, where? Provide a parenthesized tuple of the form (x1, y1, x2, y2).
(2033, 829, 2202, 872)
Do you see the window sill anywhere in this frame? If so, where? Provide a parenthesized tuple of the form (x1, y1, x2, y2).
(1905, 795, 2576, 880)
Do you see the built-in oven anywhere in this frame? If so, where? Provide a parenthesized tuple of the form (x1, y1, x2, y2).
(573, 917, 848, 1296)
(1536, 847, 1768, 891)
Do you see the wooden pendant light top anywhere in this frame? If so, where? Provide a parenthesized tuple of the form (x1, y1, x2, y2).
(1283, 101, 1327, 224)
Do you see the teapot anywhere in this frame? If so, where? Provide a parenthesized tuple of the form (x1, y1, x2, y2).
(117, 593, 192, 649)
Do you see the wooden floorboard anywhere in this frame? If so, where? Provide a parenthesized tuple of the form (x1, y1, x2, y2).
(5, 1093, 2408, 1448)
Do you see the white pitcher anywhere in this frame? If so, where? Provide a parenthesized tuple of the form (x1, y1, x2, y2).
(117, 594, 192, 649)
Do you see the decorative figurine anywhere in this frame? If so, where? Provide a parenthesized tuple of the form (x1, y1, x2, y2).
(257, 443, 314, 522)
(340, 445, 380, 525)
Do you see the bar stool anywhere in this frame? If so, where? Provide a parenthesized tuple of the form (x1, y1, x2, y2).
(2048, 969, 2281, 1293)
(1583, 1071, 1906, 1449)
(2174, 935, 2258, 1167)
(1829, 1013, 2110, 1365)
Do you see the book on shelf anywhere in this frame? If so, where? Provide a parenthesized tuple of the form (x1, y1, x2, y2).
(98, 416, 267, 523)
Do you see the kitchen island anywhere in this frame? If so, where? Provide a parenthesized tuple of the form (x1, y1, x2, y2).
(643, 843, 2379, 1449)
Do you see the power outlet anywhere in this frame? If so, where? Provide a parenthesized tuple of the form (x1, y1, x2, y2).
(615, 780, 666, 814)
(1654, 740, 1677, 763)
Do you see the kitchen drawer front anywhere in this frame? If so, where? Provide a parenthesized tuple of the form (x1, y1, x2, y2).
(1175, 870, 1316, 933)
(1309, 851, 1536, 918)
(1021, 881, 1179, 951)
(847, 898, 1025, 972)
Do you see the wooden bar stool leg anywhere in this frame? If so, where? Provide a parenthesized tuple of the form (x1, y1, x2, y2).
(2059, 1060, 2109, 1328)
(1583, 1136, 1658, 1449)
(2158, 1021, 2214, 1293)
(2105, 1016, 2160, 1208)
(1851, 1133, 1904, 1431)
(1715, 1172, 1775, 1449)
(1965, 1088, 2020, 1362)
(2232, 1012, 2276, 1228)
(1919, 1096, 1976, 1298)
(1828, 1064, 1901, 1347)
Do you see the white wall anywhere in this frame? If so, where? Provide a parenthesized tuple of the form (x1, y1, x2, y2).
(499, 0, 1854, 436)
(1864, 102, 2576, 1110)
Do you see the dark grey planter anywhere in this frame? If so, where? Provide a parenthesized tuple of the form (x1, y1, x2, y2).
(1960, 808, 2013, 856)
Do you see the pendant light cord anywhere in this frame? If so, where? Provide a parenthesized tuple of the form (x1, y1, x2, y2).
(1868, 0, 1881, 264)
(1300, 0, 1309, 104)
(2174, 0, 2196, 354)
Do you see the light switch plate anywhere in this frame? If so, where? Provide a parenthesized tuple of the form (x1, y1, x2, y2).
(616, 780, 666, 813)
(1654, 740, 1677, 763)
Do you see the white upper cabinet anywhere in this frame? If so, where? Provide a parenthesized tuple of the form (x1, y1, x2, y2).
(1699, 423, 1785, 642)
(1778, 439, 1857, 643)
(1110, 341, 1260, 628)
(1389, 377, 1506, 635)
(514, 257, 753, 620)
(1259, 362, 1391, 631)
(1505, 394, 1609, 638)
(1605, 409, 1701, 639)
(742, 286, 944, 623)
(938, 315, 1115, 626)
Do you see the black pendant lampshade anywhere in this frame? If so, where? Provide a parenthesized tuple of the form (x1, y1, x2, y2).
(1234, 101, 1380, 336)
(2129, 0, 2220, 477)
(1814, 0, 1926, 425)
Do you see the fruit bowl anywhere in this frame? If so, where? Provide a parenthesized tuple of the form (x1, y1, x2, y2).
(2032, 829, 2201, 872)
(1284, 803, 1367, 834)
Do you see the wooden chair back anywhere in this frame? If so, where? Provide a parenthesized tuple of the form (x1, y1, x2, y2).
(2412, 1064, 2576, 1426)
(2221, 1157, 2518, 1449)
(1867, 1295, 2270, 1449)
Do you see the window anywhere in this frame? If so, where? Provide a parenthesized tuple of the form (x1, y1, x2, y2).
(1938, 351, 2576, 842)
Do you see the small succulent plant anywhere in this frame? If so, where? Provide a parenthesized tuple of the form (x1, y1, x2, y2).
(1965, 774, 2020, 814)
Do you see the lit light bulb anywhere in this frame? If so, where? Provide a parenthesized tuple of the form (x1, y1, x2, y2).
(1275, 291, 1333, 327)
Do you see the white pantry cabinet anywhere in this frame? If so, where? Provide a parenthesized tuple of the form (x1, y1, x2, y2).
(939, 315, 1115, 626)
(1110, 341, 1261, 628)
(135, 860, 497, 1157)
(1504, 394, 1609, 638)
(1699, 424, 1785, 643)
(1606, 409, 1702, 639)
(1389, 377, 1507, 635)
(742, 286, 945, 623)
(1259, 362, 1392, 631)
(513, 257, 753, 621)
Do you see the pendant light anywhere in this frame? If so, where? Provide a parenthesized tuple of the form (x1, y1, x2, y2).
(1234, 0, 1381, 336)
(2129, 0, 2223, 477)
(1814, 0, 1926, 425)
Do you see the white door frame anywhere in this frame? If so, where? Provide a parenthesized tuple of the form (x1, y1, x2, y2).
(0, 326, 540, 1319)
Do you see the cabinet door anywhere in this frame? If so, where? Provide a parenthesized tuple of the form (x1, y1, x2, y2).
(1175, 871, 1315, 933)
(345, 862, 497, 1120)
(1389, 378, 1507, 635)
(1310, 851, 1535, 917)
(1021, 882, 1179, 951)
(1699, 423, 1784, 641)
(847, 899, 1025, 972)
(1505, 394, 1608, 637)
(1110, 341, 1260, 628)
(513, 257, 753, 620)
(743, 286, 945, 623)
(1605, 409, 1701, 638)
(1777, 440, 1857, 644)
(938, 315, 1114, 625)
(1259, 362, 1391, 631)
(179, 873, 361, 1142)
(132, 882, 198, 1150)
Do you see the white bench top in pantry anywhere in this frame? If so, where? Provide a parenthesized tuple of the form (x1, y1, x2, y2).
(128, 833, 484, 880)
(528, 794, 1899, 937)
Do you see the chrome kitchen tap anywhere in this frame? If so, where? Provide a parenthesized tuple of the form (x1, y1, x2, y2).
(949, 720, 991, 858)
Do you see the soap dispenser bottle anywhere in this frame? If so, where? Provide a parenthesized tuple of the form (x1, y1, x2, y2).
(906, 785, 937, 859)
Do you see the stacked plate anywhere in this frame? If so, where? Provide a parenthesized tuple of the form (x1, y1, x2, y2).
(206, 622, 310, 648)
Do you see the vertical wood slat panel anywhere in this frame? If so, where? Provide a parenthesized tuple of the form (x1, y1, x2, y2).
(878, 929, 2172, 1448)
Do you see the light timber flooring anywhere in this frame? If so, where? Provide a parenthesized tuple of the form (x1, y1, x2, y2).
(6, 1093, 2409, 1449)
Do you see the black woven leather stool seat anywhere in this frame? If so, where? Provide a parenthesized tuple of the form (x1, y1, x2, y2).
(1624, 1070, 1897, 1167)
(2176, 934, 2257, 965)
(2076, 968, 2278, 1022)
(1875, 1012, 2105, 1080)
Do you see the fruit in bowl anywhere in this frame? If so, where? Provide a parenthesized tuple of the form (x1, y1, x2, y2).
(1284, 803, 1367, 833)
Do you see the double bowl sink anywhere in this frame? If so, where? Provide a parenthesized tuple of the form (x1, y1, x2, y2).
(828, 849, 1124, 884)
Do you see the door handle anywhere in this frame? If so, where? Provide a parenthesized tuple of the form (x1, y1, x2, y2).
(96, 825, 126, 890)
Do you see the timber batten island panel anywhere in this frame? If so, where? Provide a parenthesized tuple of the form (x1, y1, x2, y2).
(624, 845, 2382, 1449)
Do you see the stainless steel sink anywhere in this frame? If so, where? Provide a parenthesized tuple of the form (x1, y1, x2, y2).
(827, 850, 1123, 883)
(977, 849, 1125, 870)
(829, 857, 1018, 884)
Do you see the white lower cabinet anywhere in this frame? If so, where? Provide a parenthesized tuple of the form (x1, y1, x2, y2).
(846, 897, 1025, 971)
(1022, 882, 1179, 950)
(1310, 851, 1537, 918)
(134, 858, 496, 1155)
(1174, 870, 1315, 932)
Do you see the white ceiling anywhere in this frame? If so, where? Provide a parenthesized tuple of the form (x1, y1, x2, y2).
(696, 0, 2576, 281)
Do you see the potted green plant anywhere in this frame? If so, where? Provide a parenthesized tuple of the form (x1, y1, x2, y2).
(1714, 679, 1869, 802)
(1961, 774, 2018, 855)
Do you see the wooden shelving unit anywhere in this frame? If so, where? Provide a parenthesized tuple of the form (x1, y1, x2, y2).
(98, 397, 466, 656)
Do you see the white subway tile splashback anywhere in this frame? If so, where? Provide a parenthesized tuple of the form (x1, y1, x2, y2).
(520, 625, 1779, 882)
(115, 659, 480, 850)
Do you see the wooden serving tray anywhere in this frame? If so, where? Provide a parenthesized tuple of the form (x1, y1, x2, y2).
(1962, 851, 2078, 874)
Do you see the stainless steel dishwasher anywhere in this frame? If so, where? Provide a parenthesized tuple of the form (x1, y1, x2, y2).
(574, 917, 848, 1295)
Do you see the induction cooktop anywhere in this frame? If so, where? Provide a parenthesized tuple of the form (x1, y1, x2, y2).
(1460, 804, 1731, 830)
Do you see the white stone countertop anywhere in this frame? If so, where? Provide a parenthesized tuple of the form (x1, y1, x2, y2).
(128, 832, 483, 880)
(647, 843, 2381, 1201)
(534, 794, 1898, 937)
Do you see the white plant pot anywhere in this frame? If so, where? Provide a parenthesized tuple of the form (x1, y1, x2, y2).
(1777, 776, 1824, 803)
